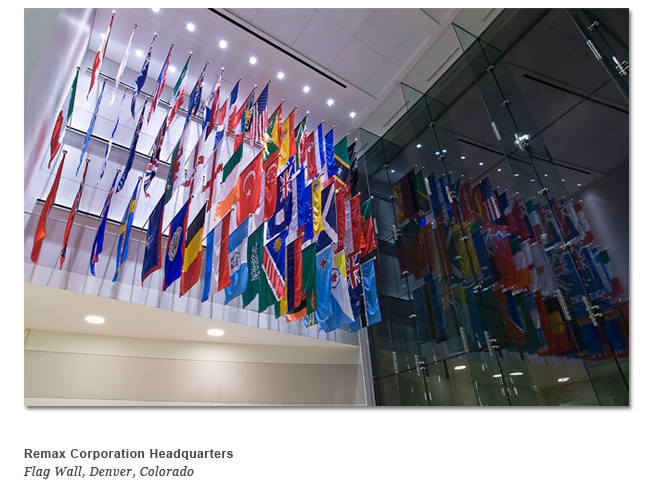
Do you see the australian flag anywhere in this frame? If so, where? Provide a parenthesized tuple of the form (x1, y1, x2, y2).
(267, 161, 294, 240)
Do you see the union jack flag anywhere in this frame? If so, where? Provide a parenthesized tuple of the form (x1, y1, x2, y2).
(280, 166, 292, 199)
(143, 116, 168, 197)
(347, 254, 361, 289)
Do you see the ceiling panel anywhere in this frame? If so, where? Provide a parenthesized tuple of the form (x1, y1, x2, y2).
(329, 37, 386, 88)
(422, 8, 454, 25)
(225, 8, 259, 23)
(250, 8, 315, 46)
(316, 8, 375, 36)
(354, 9, 418, 59)
(389, 26, 431, 69)
(361, 59, 401, 98)
(291, 12, 353, 69)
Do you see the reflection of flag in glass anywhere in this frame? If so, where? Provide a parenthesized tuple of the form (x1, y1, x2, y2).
(180, 206, 206, 297)
(163, 200, 189, 291)
(360, 198, 377, 258)
(479, 177, 502, 223)
(91, 171, 120, 276)
(223, 219, 249, 304)
(319, 251, 354, 333)
(316, 182, 337, 251)
(140, 190, 166, 284)
(112, 177, 141, 282)
(414, 170, 430, 214)
(393, 170, 418, 224)
(60, 160, 90, 269)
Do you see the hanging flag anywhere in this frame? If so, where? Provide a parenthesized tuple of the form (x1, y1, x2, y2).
(287, 168, 304, 245)
(202, 214, 231, 301)
(164, 122, 191, 204)
(99, 87, 127, 181)
(286, 236, 306, 322)
(324, 129, 338, 180)
(343, 189, 353, 255)
(59, 160, 90, 269)
(360, 198, 377, 258)
(334, 136, 350, 185)
(294, 115, 307, 168)
(143, 115, 168, 197)
(163, 199, 189, 291)
(334, 182, 348, 254)
(319, 251, 354, 333)
(414, 170, 431, 215)
(234, 88, 255, 152)
(90, 170, 120, 276)
(222, 219, 250, 304)
(237, 151, 263, 224)
(267, 160, 294, 239)
(314, 246, 333, 325)
(480, 177, 502, 223)
(116, 99, 147, 193)
(140, 190, 166, 284)
(312, 123, 325, 183)
(180, 205, 206, 296)
(147, 42, 174, 123)
(362, 258, 382, 326)
(305, 127, 319, 180)
(242, 223, 264, 307)
(201, 225, 216, 303)
(301, 242, 317, 314)
(49, 68, 79, 169)
(213, 142, 243, 221)
(78, 80, 105, 175)
(204, 143, 223, 219)
(112, 177, 141, 282)
(184, 62, 208, 130)
(182, 129, 206, 200)
(131, 33, 156, 119)
(203, 70, 223, 140)
(250, 83, 269, 147)
(226, 79, 241, 136)
(349, 142, 359, 193)
(32, 151, 67, 264)
(167, 53, 191, 126)
(392, 170, 418, 224)
(346, 253, 363, 323)
(109, 23, 137, 106)
(279, 109, 295, 171)
(87, 11, 114, 100)
(349, 194, 366, 256)
(316, 181, 337, 251)
(303, 175, 323, 242)
(263, 103, 282, 161)
(212, 99, 228, 151)
(262, 229, 288, 302)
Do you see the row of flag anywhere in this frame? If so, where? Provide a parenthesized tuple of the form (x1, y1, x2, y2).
(32, 12, 383, 333)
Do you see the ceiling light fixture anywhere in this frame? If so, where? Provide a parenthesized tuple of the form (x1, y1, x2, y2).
(350, 112, 356, 118)
(454, 365, 467, 371)
(577, 183, 582, 187)
(510, 372, 524, 376)
(136, 50, 143, 58)
(416, 144, 422, 149)
(327, 99, 334, 106)
(461, 156, 466, 159)
(207, 329, 224, 337)
(390, 169, 395, 173)
(479, 162, 484, 166)
(249, 56, 257, 65)
(152, 8, 160, 12)
(498, 168, 502, 172)
(169, 66, 176, 73)
(187, 23, 195, 32)
(493, 373, 502, 378)
(303, 86, 310, 93)
(277, 72, 284, 79)
(85, 315, 105, 324)
(219, 40, 227, 49)
(558, 377, 570, 383)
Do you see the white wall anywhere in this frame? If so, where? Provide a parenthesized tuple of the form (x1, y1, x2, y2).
(25, 330, 367, 406)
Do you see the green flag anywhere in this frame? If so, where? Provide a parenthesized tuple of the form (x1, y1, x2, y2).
(66, 68, 79, 124)
(301, 243, 317, 313)
(242, 224, 264, 307)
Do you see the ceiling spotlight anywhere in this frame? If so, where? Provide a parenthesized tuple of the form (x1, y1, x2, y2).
(168, 66, 176, 73)
(497, 168, 502, 172)
(249, 56, 257, 64)
(558, 377, 570, 383)
(442, 149, 447, 153)
(461, 156, 466, 160)
(207, 329, 224, 336)
(514, 173, 520, 177)
(510, 372, 524, 376)
(350, 112, 356, 118)
(435, 151, 440, 155)
(327, 99, 334, 106)
(391, 169, 395, 173)
(493, 373, 502, 378)
(454, 365, 467, 371)
(219, 40, 227, 49)
(479, 162, 484, 166)
(416, 144, 422, 149)
(577, 183, 582, 187)
(303, 86, 310, 93)
(277, 71, 284, 79)
(85, 315, 105, 324)
(152, 8, 160, 12)
(187, 23, 195, 32)
(136, 50, 143, 58)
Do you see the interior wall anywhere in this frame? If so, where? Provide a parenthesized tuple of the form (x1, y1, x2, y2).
(574, 159, 630, 295)
(25, 330, 366, 406)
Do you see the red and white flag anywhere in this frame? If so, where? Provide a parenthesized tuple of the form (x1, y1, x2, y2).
(110, 22, 137, 106)
(87, 11, 115, 100)
(237, 151, 263, 224)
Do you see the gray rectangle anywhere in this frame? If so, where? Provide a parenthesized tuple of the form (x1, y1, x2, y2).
(23, 449, 234, 479)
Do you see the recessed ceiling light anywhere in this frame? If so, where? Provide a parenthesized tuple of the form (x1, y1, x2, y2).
(277, 71, 284, 79)
(497, 168, 502, 172)
(169, 66, 176, 73)
(207, 329, 224, 336)
(461, 156, 466, 159)
(510, 372, 524, 376)
(85, 315, 105, 324)
(558, 377, 570, 383)
(152, 8, 160, 12)
(303, 86, 310, 93)
(454, 365, 467, 370)
(442, 149, 447, 153)
(479, 162, 484, 166)
(493, 373, 502, 378)
(219, 40, 227, 49)
(435, 151, 440, 155)
(530, 179, 536, 182)
(391, 169, 395, 173)
(249, 56, 257, 65)
(327, 99, 334, 106)
(514, 173, 520, 177)
(187, 23, 195, 32)
(350, 112, 356, 118)
(416, 144, 422, 149)
(577, 183, 582, 187)
(136, 50, 143, 58)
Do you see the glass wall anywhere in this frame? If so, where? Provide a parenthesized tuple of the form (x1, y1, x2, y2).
(360, 8, 628, 406)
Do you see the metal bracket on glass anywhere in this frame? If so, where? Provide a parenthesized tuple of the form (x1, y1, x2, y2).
(583, 296, 602, 327)
(514, 133, 530, 152)
(415, 355, 427, 376)
(460, 326, 470, 354)
(588, 20, 600, 31)
(560, 240, 573, 251)
(586, 40, 603, 60)
(383, 163, 389, 170)
(501, 99, 510, 108)
(473, 281, 484, 293)
(486, 65, 495, 73)
(409, 314, 418, 320)
(428, 121, 436, 128)
(484, 331, 498, 356)
(538, 187, 550, 195)
(373, 218, 379, 235)
(556, 289, 573, 322)
(613, 57, 629, 76)
(393, 351, 399, 374)
(491, 121, 502, 141)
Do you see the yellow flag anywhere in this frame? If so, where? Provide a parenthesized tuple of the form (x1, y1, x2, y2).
(312, 176, 323, 235)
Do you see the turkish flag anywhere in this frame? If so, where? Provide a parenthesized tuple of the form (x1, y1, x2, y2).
(237, 151, 263, 224)
(263, 153, 279, 221)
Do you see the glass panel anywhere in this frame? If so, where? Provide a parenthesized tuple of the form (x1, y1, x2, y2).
(425, 356, 479, 406)
(395, 369, 429, 406)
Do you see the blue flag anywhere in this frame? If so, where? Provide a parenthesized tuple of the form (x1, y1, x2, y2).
(78, 80, 105, 175)
(163, 200, 189, 291)
(201, 227, 215, 303)
(267, 160, 294, 240)
(316, 182, 337, 251)
(184, 64, 207, 129)
(112, 178, 141, 282)
(347, 253, 364, 333)
(325, 129, 337, 178)
(90, 170, 119, 276)
(117, 99, 147, 193)
(315, 246, 333, 325)
(319, 251, 355, 333)
(141, 191, 166, 284)
(303, 178, 314, 242)
(224, 219, 250, 305)
(131, 34, 155, 118)
(362, 258, 382, 326)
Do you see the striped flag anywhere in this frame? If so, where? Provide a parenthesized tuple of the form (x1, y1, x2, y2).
(143, 115, 168, 197)
(90, 170, 120, 276)
(226, 79, 241, 135)
(116, 99, 147, 193)
(87, 11, 114, 100)
(78, 80, 105, 175)
(112, 177, 141, 282)
(49, 67, 79, 169)
(110, 22, 137, 106)
(147, 42, 174, 123)
(480, 177, 502, 222)
(203, 70, 223, 140)
(99, 87, 127, 181)
(131, 33, 156, 119)
(184, 62, 208, 130)
(59, 160, 89, 269)
(180, 205, 206, 297)
(167, 53, 191, 127)
(250, 83, 269, 146)
(32, 151, 67, 264)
